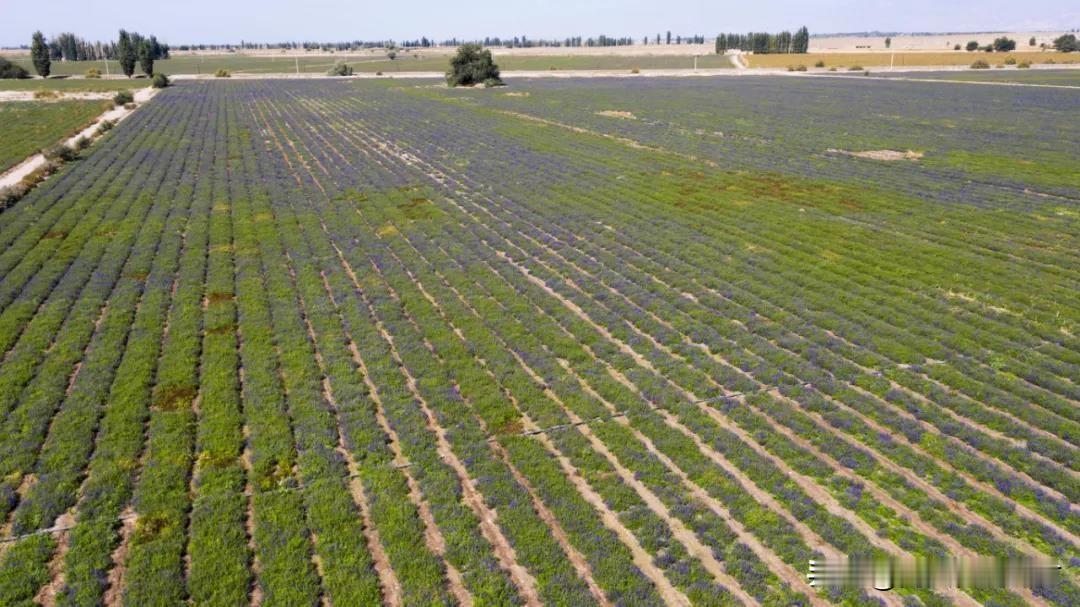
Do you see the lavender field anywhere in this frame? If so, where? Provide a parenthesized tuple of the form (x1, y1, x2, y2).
(0, 77, 1076, 607)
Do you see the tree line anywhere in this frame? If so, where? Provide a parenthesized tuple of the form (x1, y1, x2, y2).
(26, 31, 169, 62)
(172, 33, 713, 52)
(29, 30, 169, 78)
(715, 27, 810, 54)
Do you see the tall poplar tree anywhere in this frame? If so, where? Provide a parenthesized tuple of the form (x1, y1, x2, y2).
(138, 39, 154, 76)
(31, 31, 50, 77)
(117, 30, 136, 77)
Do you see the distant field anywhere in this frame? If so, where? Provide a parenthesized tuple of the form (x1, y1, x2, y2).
(0, 100, 111, 173)
(4, 52, 733, 75)
(0, 77, 148, 92)
(878, 69, 1080, 86)
(747, 51, 1078, 68)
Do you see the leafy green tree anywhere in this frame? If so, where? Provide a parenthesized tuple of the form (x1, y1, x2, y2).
(327, 62, 353, 76)
(965, 40, 979, 51)
(1029, 36, 1037, 46)
(992, 37, 1016, 52)
(1054, 34, 1078, 52)
(792, 26, 810, 53)
(30, 31, 50, 78)
(446, 43, 502, 87)
(885, 37, 891, 49)
(138, 38, 154, 76)
(117, 30, 136, 77)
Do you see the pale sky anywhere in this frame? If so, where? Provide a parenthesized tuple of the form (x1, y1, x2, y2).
(1, 0, 1077, 47)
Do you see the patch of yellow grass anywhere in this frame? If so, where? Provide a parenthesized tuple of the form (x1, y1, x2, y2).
(376, 223, 399, 238)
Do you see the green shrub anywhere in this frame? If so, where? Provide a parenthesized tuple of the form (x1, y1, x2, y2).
(113, 90, 135, 105)
(992, 37, 1017, 52)
(327, 62, 353, 76)
(214, 69, 231, 78)
(1, 60, 29, 79)
(446, 43, 502, 87)
(151, 73, 169, 88)
(0, 184, 29, 208)
(1017, 61, 1031, 69)
(0, 57, 30, 79)
(814, 60, 825, 68)
(72, 136, 90, 151)
(847, 65, 863, 71)
(630, 67, 640, 74)
(483, 77, 504, 88)
(1003, 57, 1016, 65)
(965, 41, 979, 51)
(32, 90, 58, 99)
(96, 119, 116, 134)
(85, 68, 102, 79)
(1053, 33, 1078, 52)
(42, 144, 77, 162)
(970, 59, 991, 69)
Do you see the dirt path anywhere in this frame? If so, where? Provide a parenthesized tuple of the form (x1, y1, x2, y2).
(102, 507, 136, 606)
(0, 88, 158, 190)
(0, 91, 133, 103)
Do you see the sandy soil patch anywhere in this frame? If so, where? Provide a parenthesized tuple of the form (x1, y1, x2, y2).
(828, 148, 923, 161)
(595, 110, 637, 119)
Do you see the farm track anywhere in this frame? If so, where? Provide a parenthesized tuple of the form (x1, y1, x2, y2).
(1, 79, 1077, 607)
